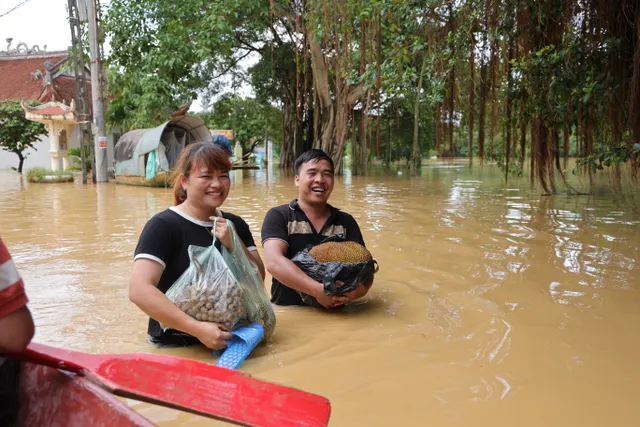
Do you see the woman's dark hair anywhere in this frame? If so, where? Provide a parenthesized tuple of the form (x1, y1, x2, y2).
(293, 149, 334, 175)
(171, 141, 231, 205)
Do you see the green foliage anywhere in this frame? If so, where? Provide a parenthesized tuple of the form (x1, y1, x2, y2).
(376, 97, 436, 163)
(193, 94, 282, 154)
(249, 43, 296, 107)
(67, 146, 92, 172)
(575, 133, 637, 173)
(103, 0, 269, 130)
(101, 0, 640, 189)
(0, 100, 46, 173)
(510, 36, 615, 130)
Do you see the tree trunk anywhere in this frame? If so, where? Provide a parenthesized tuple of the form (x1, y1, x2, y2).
(16, 152, 25, 174)
(435, 102, 442, 157)
(376, 15, 382, 157)
(530, 120, 536, 188)
(563, 120, 570, 170)
(488, 10, 499, 161)
(360, 90, 372, 175)
(489, 50, 497, 160)
(504, 38, 514, 178)
(351, 110, 359, 175)
(505, 99, 512, 178)
(387, 113, 392, 167)
(468, 34, 476, 166)
(448, 70, 455, 157)
(448, 4, 456, 158)
(478, 62, 488, 163)
(411, 54, 428, 174)
(308, 32, 365, 173)
(629, 4, 640, 149)
(520, 101, 527, 171)
(280, 100, 298, 171)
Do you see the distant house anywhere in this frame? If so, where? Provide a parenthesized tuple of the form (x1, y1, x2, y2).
(0, 41, 118, 172)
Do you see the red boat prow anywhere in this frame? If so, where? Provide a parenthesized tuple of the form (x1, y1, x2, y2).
(15, 362, 156, 427)
(5, 343, 331, 427)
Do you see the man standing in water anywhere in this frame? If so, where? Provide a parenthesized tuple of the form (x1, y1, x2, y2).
(261, 149, 374, 309)
(0, 237, 35, 425)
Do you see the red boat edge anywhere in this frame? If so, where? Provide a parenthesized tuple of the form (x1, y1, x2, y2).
(14, 361, 156, 427)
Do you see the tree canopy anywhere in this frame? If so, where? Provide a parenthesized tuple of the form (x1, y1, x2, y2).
(103, 0, 640, 192)
(0, 101, 46, 174)
(193, 94, 282, 155)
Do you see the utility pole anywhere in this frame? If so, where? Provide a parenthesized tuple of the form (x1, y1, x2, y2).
(67, 0, 93, 184)
(86, 0, 108, 182)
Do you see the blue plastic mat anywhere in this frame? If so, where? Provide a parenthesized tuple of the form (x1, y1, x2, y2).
(214, 323, 264, 370)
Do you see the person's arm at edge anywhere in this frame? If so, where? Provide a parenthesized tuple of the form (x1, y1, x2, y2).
(0, 237, 35, 353)
(0, 306, 34, 353)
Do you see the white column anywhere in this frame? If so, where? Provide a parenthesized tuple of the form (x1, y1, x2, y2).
(47, 122, 62, 171)
(233, 141, 243, 162)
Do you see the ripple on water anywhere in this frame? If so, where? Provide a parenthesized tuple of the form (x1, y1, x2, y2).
(1, 166, 640, 427)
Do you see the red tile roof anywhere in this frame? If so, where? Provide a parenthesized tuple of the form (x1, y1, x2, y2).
(31, 106, 68, 116)
(0, 53, 67, 101)
(37, 76, 92, 107)
(53, 76, 82, 104)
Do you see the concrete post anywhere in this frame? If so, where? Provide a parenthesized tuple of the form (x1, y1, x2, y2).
(48, 122, 61, 171)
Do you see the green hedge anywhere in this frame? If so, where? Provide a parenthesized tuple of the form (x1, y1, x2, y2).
(26, 167, 74, 183)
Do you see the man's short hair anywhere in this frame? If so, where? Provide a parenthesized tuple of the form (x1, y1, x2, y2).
(294, 149, 335, 175)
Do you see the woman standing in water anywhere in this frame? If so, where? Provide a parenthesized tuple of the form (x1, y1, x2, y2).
(129, 142, 265, 350)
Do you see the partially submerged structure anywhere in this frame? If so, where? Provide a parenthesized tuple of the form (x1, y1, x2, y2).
(113, 114, 211, 186)
(21, 99, 79, 171)
(0, 40, 119, 173)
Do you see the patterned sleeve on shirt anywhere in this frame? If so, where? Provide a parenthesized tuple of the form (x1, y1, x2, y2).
(344, 213, 365, 246)
(0, 238, 29, 319)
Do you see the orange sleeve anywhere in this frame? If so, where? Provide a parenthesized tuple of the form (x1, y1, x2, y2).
(0, 282, 29, 318)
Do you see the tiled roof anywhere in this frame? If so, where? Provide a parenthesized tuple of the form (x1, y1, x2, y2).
(31, 106, 68, 116)
(37, 76, 92, 108)
(53, 77, 81, 104)
(0, 53, 67, 101)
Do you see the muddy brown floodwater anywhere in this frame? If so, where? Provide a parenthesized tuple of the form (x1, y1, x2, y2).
(1, 162, 639, 427)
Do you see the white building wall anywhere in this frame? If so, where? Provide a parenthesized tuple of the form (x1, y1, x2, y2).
(0, 125, 118, 172)
(0, 135, 51, 172)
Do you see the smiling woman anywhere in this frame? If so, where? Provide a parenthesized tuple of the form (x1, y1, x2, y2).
(127, 141, 265, 350)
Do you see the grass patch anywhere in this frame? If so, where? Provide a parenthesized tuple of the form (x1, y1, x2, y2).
(26, 167, 74, 183)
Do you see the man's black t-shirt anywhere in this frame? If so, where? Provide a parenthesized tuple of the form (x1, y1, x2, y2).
(134, 206, 257, 345)
(260, 200, 365, 306)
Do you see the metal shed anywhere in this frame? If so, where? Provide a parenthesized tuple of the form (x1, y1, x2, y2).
(113, 114, 211, 184)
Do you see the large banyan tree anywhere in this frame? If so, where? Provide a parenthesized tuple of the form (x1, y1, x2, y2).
(267, 0, 386, 173)
(443, 0, 640, 193)
(104, 0, 640, 190)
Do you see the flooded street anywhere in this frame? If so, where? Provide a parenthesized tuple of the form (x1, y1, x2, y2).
(1, 163, 639, 427)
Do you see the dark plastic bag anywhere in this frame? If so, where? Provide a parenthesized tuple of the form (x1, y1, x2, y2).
(290, 234, 378, 307)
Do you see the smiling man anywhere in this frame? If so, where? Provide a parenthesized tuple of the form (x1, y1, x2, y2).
(261, 149, 373, 309)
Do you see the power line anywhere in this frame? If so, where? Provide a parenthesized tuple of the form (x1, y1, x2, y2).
(0, 0, 34, 19)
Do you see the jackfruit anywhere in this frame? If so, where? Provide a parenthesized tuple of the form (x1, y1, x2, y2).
(308, 241, 373, 263)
